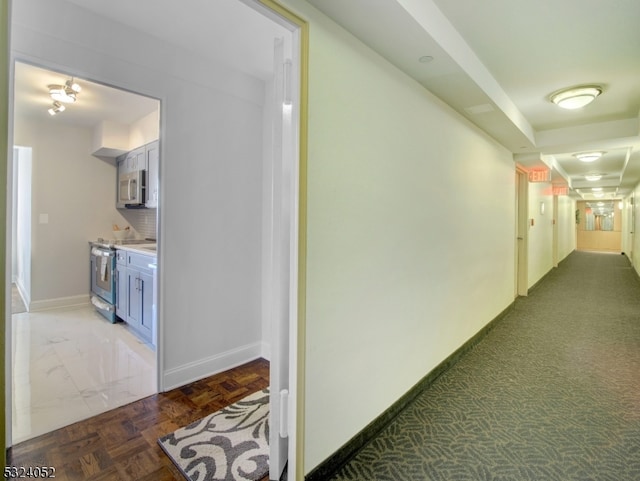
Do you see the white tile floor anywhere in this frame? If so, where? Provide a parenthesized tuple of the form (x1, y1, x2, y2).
(11, 305, 157, 444)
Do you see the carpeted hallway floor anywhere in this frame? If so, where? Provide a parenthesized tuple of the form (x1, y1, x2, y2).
(331, 251, 640, 481)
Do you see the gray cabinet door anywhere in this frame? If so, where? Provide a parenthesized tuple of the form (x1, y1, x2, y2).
(124, 251, 155, 344)
(126, 268, 141, 330)
(115, 263, 127, 320)
(145, 140, 159, 208)
(138, 270, 154, 340)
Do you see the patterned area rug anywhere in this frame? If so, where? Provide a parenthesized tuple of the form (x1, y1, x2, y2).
(159, 388, 270, 481)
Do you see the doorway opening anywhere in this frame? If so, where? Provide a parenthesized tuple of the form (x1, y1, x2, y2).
(6, 1, 307, 478)
(9, 61, 161, 444)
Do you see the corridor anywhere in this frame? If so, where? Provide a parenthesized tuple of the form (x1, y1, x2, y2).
(331, 251, 640, 480)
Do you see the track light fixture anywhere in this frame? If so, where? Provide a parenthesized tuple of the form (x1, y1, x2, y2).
(48, 78, 82, 104)
(46, 78, 81, 115)
(47, 101, 66, 116)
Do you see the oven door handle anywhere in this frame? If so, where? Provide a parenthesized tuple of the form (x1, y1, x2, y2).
(91, 247, 114, 257)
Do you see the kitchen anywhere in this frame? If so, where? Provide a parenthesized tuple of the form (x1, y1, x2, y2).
(12, 61, 161, 442)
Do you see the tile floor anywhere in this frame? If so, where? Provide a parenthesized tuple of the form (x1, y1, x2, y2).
(11, 304, 157, 444)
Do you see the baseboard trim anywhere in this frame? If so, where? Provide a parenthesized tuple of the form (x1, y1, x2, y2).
(162, 342, 263, 391)
(305, 302, 515, 481)
(29, 294, 89, 312)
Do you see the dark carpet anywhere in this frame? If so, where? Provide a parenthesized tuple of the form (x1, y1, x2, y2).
(331, 251, 640, 481)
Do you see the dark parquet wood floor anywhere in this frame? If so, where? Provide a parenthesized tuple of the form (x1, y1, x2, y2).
(7, 358, 271, 481)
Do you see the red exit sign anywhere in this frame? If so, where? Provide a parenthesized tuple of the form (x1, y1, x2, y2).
(528, 169, 550, 182)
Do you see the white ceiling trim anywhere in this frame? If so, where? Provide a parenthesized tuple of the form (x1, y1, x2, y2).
(395, 0, 535, 145)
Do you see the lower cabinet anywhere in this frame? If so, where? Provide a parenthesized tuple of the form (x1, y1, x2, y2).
(116, 249, 155, 346)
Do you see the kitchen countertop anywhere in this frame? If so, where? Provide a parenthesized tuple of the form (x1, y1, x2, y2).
(89, 239, 157, 257)
(116, 244, 157, 257)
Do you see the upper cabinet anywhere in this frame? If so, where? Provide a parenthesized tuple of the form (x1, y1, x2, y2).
(119, 146, 146, 175)
(116, 140, 159, 209)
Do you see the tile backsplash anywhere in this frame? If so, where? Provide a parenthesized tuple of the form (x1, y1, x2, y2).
(119, 208, 157, 240)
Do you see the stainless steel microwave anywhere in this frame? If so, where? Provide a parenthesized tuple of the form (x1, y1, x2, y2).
(117, 170, 146, 208)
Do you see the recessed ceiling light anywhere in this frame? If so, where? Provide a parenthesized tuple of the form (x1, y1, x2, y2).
(418, 55, 434, 63)
(550, 85, 602, 110)
(574, 151, 604, 162)
(585, 173, 603, 181)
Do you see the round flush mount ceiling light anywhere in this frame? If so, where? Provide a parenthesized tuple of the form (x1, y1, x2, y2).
(550, 85, 602, 110)
(585, 173, 603, 181)
(574, 151, 604, 163)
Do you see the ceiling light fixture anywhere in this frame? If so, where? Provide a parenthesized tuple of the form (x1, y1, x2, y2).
(550, 85, 602, 110)
(585, 173, 603, 181)
(574, 151, 604, 163)
(48, 78, 82, 103)
(47, 101, 66, 116)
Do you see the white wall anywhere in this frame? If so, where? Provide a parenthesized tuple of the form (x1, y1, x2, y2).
(12, 117, 127, 309)
(11, 0, 268, 387)
(280, 0, 516, 472)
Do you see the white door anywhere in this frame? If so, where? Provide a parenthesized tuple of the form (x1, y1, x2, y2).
(516, 169, 528, 296)
(269, 35, 298, 480)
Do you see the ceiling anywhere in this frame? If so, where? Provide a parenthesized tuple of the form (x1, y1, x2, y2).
(13, 0, 640, 201)
(13, 0, 289, 130)
(14, 62, 160, 128)
(307, 0, 640, 201)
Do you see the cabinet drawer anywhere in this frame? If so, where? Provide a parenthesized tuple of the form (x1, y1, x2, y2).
(116, 250, 127, 266)
(127, 252, 154, 272)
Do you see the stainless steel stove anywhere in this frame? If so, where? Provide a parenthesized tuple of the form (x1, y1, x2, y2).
(89, 238, 155, 322)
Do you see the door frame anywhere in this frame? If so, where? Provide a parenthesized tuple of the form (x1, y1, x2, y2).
(250, 2, 308, 479)
(6, 59, 163, 446)
(552, 194, 559, 267)
(515, 167, 529, 296)
(1, 0, 10, 463)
